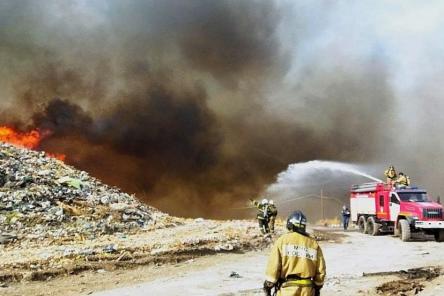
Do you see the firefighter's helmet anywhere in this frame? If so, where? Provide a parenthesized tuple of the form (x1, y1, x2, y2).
(261, 199, 268, 205)
(286, 211, 307, 234)
(269, 200, 274, 205)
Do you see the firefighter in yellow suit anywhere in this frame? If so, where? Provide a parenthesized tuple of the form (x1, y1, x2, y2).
(395, 172, 410, 187)
(263, 211, 326, 296)
(268, 200, 278, 233)
(384, 165, 397, 186)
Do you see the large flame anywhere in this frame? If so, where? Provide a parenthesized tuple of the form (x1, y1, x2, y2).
(0, 126, 66, 161)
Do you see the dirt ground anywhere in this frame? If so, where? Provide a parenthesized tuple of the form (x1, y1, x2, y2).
(2, 226, 444, 296)
(0, 219, 270, 283)
(0, 218, 277, 295)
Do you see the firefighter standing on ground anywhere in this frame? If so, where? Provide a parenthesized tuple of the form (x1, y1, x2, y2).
(263, 211, 326, 296)
(341, 205, 351, 231)
(384, 165, 397, 186)
(250, 198, 271, 234)
(268, 200, 278, 233)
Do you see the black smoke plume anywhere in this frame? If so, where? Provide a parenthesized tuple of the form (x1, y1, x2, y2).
(3, 0, 433, 219)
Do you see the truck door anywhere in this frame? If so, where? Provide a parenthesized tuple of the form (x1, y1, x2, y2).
(376, 192, 389, 220)
(389, 193, 400, 222)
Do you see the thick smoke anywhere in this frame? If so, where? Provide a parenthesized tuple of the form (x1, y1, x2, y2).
(0, 1, 441, 218)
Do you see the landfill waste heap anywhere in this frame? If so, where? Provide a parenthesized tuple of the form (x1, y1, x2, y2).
(0, 142, 166, 245)
(0, 142, 294, 287)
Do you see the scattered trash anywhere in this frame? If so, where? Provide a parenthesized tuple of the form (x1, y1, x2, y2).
(0, 233, 17, 244)
(103, 244, 118, 254)
(229, 271, 242, 278)
(56, 176, 83, 190)
(0, 143, 164, 244)
(214, 244, 234, 251)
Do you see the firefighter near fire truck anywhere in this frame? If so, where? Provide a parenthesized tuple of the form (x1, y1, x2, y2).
(263, 211, 326, 296)
(350, 182, 444, 242)
(341, 205, 351, 230)
(384, 165, 397, 186)
(394, 172, 411, 188)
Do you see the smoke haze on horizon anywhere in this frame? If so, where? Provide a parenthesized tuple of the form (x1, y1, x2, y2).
(1, 0, 443, 218)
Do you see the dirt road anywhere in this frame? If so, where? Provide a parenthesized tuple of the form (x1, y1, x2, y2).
(92, 229, 444, 296)
(3, 227, 444, 296)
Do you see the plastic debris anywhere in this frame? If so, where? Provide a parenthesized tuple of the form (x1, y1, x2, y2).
(0, 143, 164, 244)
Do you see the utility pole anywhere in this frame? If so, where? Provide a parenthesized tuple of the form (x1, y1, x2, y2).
(321, 188, 325, 221)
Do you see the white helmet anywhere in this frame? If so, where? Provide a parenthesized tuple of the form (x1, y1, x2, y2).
(269, 200, 274, 205)
(261, 199, 268, 205)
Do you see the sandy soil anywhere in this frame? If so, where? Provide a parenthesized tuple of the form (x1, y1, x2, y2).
(2, 227, 443, 296)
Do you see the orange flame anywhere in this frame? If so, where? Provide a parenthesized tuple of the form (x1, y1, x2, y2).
(0, 126, 66, 161)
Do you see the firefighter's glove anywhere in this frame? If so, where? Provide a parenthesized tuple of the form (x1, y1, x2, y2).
(263, 280, 275, 296)
(313, 284, 323, 296)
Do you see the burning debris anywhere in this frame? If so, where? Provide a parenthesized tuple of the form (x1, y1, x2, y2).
(0, 142, 165, 245)
(0, 127, 41, 150)
(0, 126, 65, 161)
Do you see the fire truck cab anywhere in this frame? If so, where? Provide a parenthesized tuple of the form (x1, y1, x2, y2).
(350, 182, 444, 242)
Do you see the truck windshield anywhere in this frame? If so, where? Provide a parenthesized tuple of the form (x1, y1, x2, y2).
(398, 192, 429, 202)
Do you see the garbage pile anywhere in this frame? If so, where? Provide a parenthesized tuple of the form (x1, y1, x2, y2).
(0, 143, 166, 244)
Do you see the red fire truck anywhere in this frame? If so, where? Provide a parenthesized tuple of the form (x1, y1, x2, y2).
(350, 182, 444, 242)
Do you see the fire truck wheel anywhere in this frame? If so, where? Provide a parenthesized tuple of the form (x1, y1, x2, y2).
(394, 223, 400, 237)
(366, 216, 380, 236)
(434, 230, 444, 242)
(399, 219, 411, 242)
(358, 216, 368, 234)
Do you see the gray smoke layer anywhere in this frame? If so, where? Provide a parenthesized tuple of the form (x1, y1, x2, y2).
(0, 0, 442, 218)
